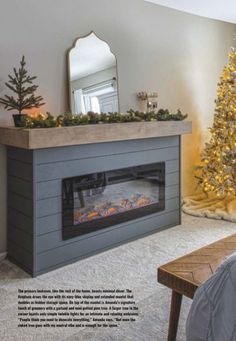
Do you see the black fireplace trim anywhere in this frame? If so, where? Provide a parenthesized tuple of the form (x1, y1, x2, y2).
(62, 162, 165, 240)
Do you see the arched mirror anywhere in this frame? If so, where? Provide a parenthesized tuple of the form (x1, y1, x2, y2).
(68, 32, 119, 114)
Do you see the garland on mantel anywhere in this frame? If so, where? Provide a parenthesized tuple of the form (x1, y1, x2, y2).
(23, 108, 188, 129)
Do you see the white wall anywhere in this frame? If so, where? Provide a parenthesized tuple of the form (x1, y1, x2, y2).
(0, 0, 235, 252)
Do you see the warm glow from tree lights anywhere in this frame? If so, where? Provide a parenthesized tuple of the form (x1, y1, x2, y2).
(196, 48, 236, 197)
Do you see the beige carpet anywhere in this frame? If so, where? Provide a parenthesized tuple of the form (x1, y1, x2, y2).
(0, 214, 236, 341)
(182, 195, 236, 223)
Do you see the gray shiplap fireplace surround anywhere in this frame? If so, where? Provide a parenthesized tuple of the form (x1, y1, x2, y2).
(0, 121, 191, 276)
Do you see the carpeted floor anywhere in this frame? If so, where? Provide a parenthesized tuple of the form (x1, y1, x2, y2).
(0, 213, 235, 341)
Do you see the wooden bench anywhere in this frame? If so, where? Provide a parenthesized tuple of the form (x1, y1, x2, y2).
(158, 233, 236, 341)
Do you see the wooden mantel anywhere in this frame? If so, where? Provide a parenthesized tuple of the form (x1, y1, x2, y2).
(0, 121, 192, 149)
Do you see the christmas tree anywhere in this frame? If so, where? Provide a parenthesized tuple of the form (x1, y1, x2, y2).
(196, 48, 236, 197)
(0, 56, 44, 114)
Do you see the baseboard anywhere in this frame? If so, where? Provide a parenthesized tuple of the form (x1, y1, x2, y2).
(0, 252, 7, 261)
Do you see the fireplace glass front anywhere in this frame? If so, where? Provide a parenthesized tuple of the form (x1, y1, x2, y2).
(62, 162, 165, 240)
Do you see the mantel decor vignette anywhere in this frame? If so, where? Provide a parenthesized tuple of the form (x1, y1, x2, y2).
(0, 31, 188, 128)
(0, 31, 192, 276)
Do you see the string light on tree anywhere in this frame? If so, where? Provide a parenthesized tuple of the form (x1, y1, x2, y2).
(196, 48, 236, 197)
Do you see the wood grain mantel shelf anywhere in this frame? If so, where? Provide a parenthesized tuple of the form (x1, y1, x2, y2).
(0, 121, 192, 149)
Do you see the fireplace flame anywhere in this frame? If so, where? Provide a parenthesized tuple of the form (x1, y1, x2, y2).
(74, 193, 157, 224)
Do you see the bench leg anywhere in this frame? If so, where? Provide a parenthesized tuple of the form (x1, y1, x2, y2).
(167, 290, 182, 341)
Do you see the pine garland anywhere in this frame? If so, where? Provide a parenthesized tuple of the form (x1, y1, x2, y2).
(23, 109, 187, 128)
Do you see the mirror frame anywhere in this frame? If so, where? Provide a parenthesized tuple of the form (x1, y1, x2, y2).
(67, 31, 120, 114)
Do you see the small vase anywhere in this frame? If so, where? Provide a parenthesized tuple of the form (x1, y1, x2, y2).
(13, 114, 27, 127)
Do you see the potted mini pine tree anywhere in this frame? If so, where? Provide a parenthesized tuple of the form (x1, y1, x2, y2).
(0, 56, 45, 127)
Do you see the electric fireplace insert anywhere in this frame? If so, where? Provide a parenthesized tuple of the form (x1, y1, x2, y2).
(62, 162, 165, 240)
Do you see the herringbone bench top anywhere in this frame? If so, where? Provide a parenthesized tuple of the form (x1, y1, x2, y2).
(158, 233, 236, 299)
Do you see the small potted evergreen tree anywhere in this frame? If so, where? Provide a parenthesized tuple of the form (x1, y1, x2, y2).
(0, 56, 45, 127)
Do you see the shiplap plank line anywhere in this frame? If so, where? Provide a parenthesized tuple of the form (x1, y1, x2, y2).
(8, 241, 33, 272)
(8, 225, 33, 252)
(8, 176, 32, 199)
(36, 147, 179, 182)
(36, 197, 179, 251)
(8, 192, 33, 218)
(36, 210, 179, 271)
(8, 159, 33, 182)
(36, 170, 179, 200)
(8, 147, 33, 163)
(35, 136, 179, 164)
